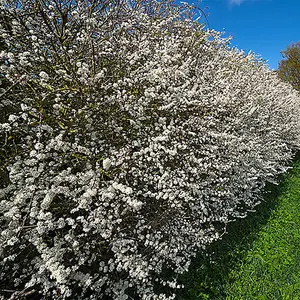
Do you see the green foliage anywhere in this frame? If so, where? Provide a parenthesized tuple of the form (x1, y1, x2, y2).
(176, 157, 300, 300)
(277, 42, 300, 91)
(225, 160, 300, 299)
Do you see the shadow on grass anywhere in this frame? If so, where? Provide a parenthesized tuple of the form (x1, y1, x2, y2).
(174, 153, 300, 300)
(175, 186, 280, 299)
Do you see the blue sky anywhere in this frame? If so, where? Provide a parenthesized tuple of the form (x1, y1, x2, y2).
(183, 0, 300, 70)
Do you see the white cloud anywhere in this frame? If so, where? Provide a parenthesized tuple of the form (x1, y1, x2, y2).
(229, 0, 246, 5)
(229, 0, 264, 5)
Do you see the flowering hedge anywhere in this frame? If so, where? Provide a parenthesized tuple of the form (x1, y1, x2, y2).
(0, 0, 300, 299)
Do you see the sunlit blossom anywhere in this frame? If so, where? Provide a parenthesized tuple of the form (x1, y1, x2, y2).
(0, 0, 299, 299)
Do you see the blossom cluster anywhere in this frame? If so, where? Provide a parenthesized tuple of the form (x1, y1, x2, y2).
(0, 0, 300, 299)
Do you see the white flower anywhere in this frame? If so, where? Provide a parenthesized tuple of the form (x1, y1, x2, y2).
(39, 71, 49, 81)
(41, 192, 55, 210)
(1, 123, 11, 131)
(34, 142, 43, 150)
(103, 158, 111, 170)
(8, 114, 18, 122)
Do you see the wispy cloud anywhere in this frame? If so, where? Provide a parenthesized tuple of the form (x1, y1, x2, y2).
(229, 0, 247, 5)
(229, 0, 264, 6)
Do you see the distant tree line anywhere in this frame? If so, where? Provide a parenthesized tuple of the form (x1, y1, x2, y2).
(277, 42, 300, 91)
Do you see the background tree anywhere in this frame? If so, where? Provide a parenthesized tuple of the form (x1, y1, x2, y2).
(277, 42, 300, 91)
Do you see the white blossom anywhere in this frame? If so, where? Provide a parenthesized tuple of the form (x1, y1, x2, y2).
(0, 0, 299, 299)
(103, 158, 112, 170)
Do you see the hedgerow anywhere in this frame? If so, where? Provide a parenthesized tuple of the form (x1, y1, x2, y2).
(0, 0, 299, 299)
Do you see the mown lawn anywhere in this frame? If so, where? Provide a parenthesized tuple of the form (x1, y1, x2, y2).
(176, 158, 300, 300)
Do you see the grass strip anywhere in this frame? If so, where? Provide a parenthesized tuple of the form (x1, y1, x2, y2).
(176, 160, 300, 300)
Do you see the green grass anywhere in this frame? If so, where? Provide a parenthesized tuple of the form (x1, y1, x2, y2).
(176, 159, 300, 300)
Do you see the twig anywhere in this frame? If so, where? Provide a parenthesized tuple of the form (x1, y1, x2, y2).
(1, 288, 37, 300)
